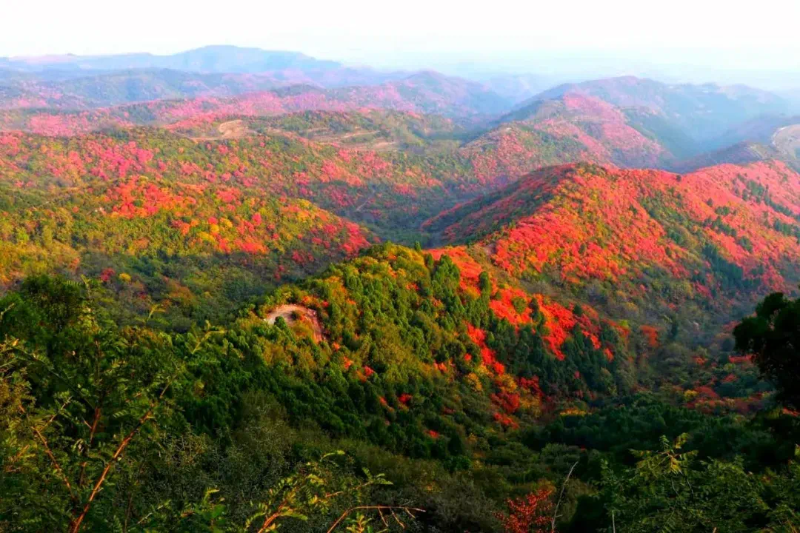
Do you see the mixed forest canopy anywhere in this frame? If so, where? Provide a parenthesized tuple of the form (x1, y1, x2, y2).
(2, 44, 800, 532)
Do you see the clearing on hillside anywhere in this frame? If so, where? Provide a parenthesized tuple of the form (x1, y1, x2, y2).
(264, 304, 325, 342)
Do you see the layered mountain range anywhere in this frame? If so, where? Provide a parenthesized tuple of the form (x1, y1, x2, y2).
(3, 45, 800, 532)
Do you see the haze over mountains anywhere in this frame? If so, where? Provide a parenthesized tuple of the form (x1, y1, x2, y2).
(2, 45, 345, 74)
(3, 43, 800, 532)
(0, 46, 794, 168)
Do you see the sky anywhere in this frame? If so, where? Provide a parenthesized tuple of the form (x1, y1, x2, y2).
(3, 0, 800, 81)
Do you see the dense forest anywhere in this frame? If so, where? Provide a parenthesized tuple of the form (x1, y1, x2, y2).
(3, 46, 800, 531)
(2, 249, 800, 531)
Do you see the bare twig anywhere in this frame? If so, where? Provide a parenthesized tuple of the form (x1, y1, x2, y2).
(326, 506, 424, 533)
(256, 511, 283, 533)
(377, 508, 388, 527)
(0, 302, 16, 322)
(42, 398, 70, 430)
(324, 478, 376, 500)
(122, 456, 149, 532)
(390, 508, 405, 529)
(144, 304, 163, 326)
(14, 350, 96, 410)
(68, 375, 176, 533)
(4, 444, 31, 473)
(551, 460, 579, 532)
(19, 404, 77, 502)
(78, 406, 102, 487)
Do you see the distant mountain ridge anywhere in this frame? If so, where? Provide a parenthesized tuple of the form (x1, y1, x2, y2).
(2, 45, 341, 73)
(672, 120, 800, 172)
(0, 72, 514, 135)
(3, 57, 799, 190)
(513, 76, 791, 150)
(0, 46, 421, 109)
(0, 67, 415, 110)
(672, 141, 780, 172)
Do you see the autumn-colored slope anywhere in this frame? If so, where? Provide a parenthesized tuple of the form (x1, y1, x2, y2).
(419, 77, 790, 179)
(457, 122, 589, 187)
(0, 125, 483, 321)
(170, 109, 594, 189)
(428, 161, 800, 323)
(452, 91, 679, 185)
(257, 243, 631, 425)
(0, 127, 484, 232)
(0, 72, 511, 136)
(0, 123, 542, 320)
(420, 242, 762, 412)
(169, 110, 467, 155)
(495, 93, 670, 168)
(427, 247, 618, 364)
(484, 76, 792, 169)
(0, 173, 373, 325)
(164, 104, 671, 192)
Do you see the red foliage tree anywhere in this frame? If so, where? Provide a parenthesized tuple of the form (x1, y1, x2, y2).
(496, 488, 555, 533)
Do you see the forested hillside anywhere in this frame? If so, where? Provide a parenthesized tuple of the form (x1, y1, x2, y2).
(3, 45, 800, 532)
(3, 246, 800, 531)
(428, 161, 800, 348)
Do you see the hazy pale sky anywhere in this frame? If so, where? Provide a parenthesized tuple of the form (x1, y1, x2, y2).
(3, 0, 800, 73)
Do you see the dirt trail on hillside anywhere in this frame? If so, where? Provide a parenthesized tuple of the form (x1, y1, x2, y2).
(773, 124, 800, 160)
(264, 304, 325, 342)
(186, 119, 253, 141)
(217, 119, 252, 139)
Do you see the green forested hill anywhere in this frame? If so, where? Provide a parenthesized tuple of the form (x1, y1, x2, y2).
(2, 244, 800, 531)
